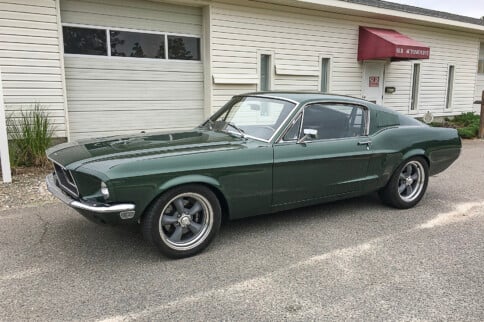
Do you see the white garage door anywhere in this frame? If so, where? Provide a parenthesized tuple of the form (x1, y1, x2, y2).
(60, 0, 204, 140)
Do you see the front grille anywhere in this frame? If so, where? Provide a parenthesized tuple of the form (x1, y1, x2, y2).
(52, 162, 79, 197)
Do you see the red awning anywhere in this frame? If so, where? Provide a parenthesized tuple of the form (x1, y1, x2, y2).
(358, 26, 430, 61)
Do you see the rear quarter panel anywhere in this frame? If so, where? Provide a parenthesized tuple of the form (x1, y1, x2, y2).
(366, 125, 461, 191)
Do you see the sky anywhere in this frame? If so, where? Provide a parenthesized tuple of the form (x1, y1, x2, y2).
(385, 0, 483, 19)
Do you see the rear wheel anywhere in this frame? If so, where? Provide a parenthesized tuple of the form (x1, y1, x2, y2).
(379, 157, 429, 209)
(142, 184, 222, 258)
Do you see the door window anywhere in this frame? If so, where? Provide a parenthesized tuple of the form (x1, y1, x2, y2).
(295, 103, 367, 140)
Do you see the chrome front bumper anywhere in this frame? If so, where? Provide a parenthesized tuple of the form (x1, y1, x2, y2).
(46, 174, 135, 214)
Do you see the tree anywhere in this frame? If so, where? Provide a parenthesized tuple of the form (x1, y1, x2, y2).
(130, 42, 145, 57)
(168, 38, 193, 60)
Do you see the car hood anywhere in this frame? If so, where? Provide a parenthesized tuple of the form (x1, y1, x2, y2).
(46, 129, 246, 170)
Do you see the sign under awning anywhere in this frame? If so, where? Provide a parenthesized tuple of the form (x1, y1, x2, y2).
(358, 26, 430, 61)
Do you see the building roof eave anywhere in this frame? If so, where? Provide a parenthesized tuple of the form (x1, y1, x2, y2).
(270, 0, 484, 34)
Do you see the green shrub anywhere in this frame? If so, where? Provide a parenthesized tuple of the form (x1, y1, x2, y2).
(457, 126, 479, 139)
(452, 112, 480, 127)
(6, 104, 55, 168)
(431, 112, 480, 139)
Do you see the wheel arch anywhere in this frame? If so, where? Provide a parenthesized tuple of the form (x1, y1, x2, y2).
(387, 150, 430, 185)
(140, 175, 230, 223)
(379, 150, 430, 190)
(402, 149, 430, 168)
(378, 152, 430, 209)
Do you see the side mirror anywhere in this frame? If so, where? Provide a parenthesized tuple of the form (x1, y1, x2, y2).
(297, 129, 318, 144)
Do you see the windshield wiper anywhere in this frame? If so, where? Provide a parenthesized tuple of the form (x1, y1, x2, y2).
(205, 120, 246, 139)
(204, 119, 214, 130)
(226, 122, 246, 138)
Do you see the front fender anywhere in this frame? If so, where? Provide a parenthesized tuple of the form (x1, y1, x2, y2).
(157, 175, 222, 193)
(129, 175, 225, 223)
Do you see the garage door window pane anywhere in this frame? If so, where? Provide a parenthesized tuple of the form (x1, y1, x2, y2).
(168, 36, 200, 60)
(110, 31, 165, 58)
(63, 26, 107, 56)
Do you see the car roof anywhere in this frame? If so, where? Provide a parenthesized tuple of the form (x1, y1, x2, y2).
(241, 91, 370, 105)
(239, 91, 399, 114)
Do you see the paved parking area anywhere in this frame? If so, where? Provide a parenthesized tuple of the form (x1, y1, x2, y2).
(0, 140, 483, 321)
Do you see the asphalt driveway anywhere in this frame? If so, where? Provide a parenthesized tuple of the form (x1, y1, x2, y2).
(0, 140, 483, 321)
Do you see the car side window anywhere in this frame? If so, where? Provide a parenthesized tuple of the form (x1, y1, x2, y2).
(301, 103, 366, 140)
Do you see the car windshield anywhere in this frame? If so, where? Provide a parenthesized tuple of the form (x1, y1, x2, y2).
(206, 96, 296, 141)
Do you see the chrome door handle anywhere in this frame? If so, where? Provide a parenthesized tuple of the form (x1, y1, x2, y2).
(358, 140, 372, 149)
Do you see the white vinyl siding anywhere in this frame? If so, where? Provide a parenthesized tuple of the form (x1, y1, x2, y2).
(383, 33, 477, 114)
(0, 0, 66, 137)
(210, 3, 355, 109)
(60, 0, 204, 139)
(209, 2, 481, 117)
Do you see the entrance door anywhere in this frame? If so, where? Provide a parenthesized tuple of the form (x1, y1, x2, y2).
(362, 62, 385, 104)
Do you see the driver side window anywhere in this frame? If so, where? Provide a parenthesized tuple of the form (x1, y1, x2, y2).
(296, 103, 366, 140)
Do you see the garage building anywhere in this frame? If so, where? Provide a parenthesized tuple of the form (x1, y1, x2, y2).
(1, 0, 483, 140)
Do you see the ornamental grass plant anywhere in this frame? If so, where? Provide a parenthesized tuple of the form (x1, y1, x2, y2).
(7, 104, 55, 168)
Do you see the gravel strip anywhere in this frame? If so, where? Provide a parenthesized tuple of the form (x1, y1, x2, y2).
(0, 167, 56, 211)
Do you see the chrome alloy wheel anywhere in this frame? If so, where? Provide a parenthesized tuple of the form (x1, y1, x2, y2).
(158, 192, 214, 251)
(397, 160, 425, 202)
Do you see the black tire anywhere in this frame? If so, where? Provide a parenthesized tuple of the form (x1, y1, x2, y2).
(142, 184, 222, 258)
(379, 156, 429, 209)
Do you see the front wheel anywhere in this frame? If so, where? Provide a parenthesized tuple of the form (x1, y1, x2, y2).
(379, 157, 429, 209)
(142, 184, 222, 258)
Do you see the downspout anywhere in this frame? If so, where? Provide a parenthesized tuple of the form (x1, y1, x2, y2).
(202, 5, 213, 119)
(0, 69, 12, 183)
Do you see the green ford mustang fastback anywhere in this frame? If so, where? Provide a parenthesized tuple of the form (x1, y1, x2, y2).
(46, 92, 461, 258)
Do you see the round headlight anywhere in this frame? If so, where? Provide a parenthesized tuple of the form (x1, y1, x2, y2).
(100, 182, 110, 199)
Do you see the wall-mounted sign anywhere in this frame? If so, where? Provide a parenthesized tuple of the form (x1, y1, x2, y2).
(395, 47, 429, 57)
(369, 76, 380, 87)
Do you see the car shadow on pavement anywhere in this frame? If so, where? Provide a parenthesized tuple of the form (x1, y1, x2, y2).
(43, 193, 392, 262)
(40, 190, 449, 269)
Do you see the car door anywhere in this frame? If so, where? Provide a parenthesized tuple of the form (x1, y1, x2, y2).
(272, 102, 373, 206)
